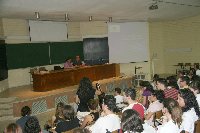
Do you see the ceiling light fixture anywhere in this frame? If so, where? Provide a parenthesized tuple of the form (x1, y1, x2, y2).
(65, 13, 70, 21)
(35, 12, 40, 19)
(89, 16, 92, 21)
(149, 0, 158, 10)
(109, 17, 112, 22)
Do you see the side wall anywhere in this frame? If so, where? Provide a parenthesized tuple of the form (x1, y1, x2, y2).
(149, 15, 200, 75)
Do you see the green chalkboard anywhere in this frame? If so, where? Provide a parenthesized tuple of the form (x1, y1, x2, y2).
(50, 42, 83, 64)
(6, 43, 50, 69)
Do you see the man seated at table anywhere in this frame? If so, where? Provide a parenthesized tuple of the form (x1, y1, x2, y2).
(73, 55, 84, 66)
(64, 57, 73, 69)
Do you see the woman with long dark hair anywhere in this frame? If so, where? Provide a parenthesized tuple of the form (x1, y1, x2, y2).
(177, 89, 200, 133)
(76, 77, 96, 112)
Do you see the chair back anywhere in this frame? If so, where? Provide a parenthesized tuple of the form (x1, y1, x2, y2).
(153, 110, 163, 127)
(194, 119, 200, 133)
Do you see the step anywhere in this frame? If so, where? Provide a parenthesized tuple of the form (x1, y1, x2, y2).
(0, 109, 13, 117)
(0, 115, 14, 121)
(0, 103, 13, 110)
(0, 97, 18, 103)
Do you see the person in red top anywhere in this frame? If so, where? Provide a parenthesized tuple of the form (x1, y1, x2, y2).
(122, 88, 145, 120)
(156, 78, 178, 100)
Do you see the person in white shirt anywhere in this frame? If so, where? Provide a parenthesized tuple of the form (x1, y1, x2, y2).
(114, 87, 124, 104)
(121, 109, 156, 133)
(145, 90, 164, 126)
(177, 89, 200, 133)
(157, 98, 182, 133)
(89, 95, 120, 133)
(189, 79, 200, 108)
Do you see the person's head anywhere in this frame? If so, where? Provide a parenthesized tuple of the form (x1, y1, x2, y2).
(153, 74, 159, 82)
(78, 77, 93, 97)
(115, 87, 121, 95)
(139, 81, 154, 92)
(162, 98, 182, 126)
(124, 88, 136, 103)
(156, 78, 168, 90)
(177, 70, 185, 78)
(179, 76, 190, 88)
(102, 95, 117, 113)
(121, 109, 144, 133)
(189, 79, 200, 95)
(87, 99, 98, 111)
(166, 75, 179, 90)
(24, 116, 41, 133)
(63, 105, 75, 120)
(150, 90, 165, 103)
(76, 55, 80, 61)
(4, 123, 22, 133)
(66, 57, 72, 62)
(177, 89, 200, 117)
(21, 106, 31, 117)
(55, 102, 64, 116)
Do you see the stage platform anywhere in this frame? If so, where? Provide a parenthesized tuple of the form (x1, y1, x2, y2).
(0, 76, 132, 118)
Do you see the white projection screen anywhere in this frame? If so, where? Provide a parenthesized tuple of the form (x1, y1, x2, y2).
(108, 22, 149, 63)
(29, 20, 67, 42)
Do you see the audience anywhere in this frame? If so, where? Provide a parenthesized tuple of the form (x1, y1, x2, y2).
(51, 102, 65, 127)
(80, 99, 99, 128)
(156, 78, 178, 100)
(177, 89, 200, 133)
(157, 98, 182, 133)
(145, 90, 164, 126)
(122, 88, 145, 120)
(4, 123, 22, 133)
(89, 95, 120, 133)
(16, 106, 31, 133)
(121, 109, 156, 133)
(55, 105, 79, 133)
(24, 116, 41, 133)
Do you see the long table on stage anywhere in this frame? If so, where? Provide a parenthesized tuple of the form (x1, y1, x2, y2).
(32, 64, 120, 91)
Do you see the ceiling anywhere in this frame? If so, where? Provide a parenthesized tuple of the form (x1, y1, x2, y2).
(0, 0, 200, 22)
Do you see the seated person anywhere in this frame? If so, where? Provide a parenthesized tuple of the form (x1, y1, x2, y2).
(114, 87, 124, 104)
(121, 109, 156, 133)
(145, 90, 164, 126)
(16, 106, 31, 133)
(64, 57, 73, 69)
(157, 98, 182, 133)
(73, 55, 83, 66)
(89, 95, 120, 133)
(80, 99, 99, 128)
(55, 105, 80, 133)
(122, 88, 145, 120)
(24, 116, 41, 133)
(52, 102, 65, 127)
